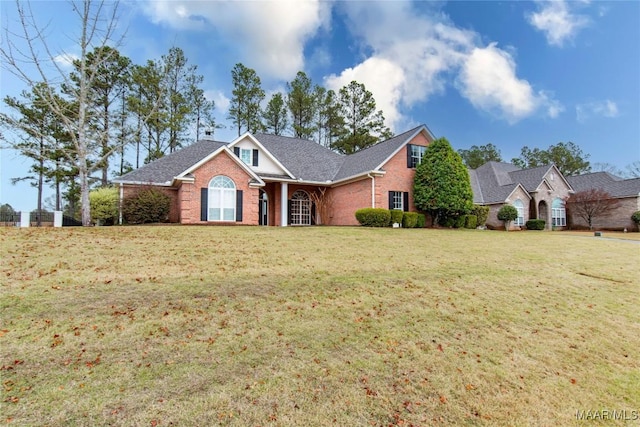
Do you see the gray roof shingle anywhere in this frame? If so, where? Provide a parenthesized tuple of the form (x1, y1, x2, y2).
(115, 126, 431, 185)
(566, 172, 640, 198)
(114, 140, 227, 184)
(333, 126, 425, 180)
(254, 133, 344, 182)
(470, 162, 520, 204)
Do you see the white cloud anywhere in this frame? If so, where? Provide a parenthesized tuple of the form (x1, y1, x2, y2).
(330, 2, 558, 128)
(457, 43, 562, 123)
(206, 89, 230, 114)
(53, 52, 79, 67)
(325, 57, 406, 128)
(526, 1, 590, 47)
(576, 100, 619, 123)
(141, 1, 330, 80)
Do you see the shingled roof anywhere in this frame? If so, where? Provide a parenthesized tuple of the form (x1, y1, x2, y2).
(334, 126, 426, 181)
(469, 161, 571, 204)
(253, 133, 344, 182)
(566, 172, 640, 198)
(115, 140, 227, 185)
(115, 125, 433, 185)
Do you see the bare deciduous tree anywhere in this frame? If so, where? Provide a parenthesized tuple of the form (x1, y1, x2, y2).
(308, 187, 334, 225)
(1, 1, 132, 226)
(566, 189, 621, 230)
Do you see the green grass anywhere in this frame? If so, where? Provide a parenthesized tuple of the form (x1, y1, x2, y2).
(1, 226, 638, 426)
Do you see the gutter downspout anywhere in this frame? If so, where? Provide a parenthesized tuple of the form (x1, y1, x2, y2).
(368, 173, 375, 208)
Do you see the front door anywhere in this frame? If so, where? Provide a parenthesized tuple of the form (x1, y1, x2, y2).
(259, 190, 268, 226)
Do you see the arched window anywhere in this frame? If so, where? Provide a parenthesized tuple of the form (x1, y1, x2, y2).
(290, 190, 311, 225)
(513, 199, 525, 226)
(552, 198, 566, 227)
(209, 176, 236, 221)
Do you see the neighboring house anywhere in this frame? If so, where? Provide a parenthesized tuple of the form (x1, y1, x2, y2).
(565, 172, 640, 230)
(469, 162, 574, 230)
(113, 125, 435, 226)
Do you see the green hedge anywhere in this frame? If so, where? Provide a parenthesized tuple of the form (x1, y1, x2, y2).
(472, 205, 489, 226)
(453, 215, 466, 229)
(526, 219, 545, 230)
(465, 214, 477, 229)
(355, 208, 391, 227)
(389, 209, 404, 226)
(402, 212, 419, 228)
(89, 187, 119, 225)
(123, 187, 171, 224)
(416, 213, 426, 228)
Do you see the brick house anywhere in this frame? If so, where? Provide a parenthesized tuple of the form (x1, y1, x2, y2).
(565, 172, 640, 230)
(113, 125, 435, 226)
(468, 162, 574, 230)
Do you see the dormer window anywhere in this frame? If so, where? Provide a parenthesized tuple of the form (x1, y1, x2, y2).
(240, 148, 252, 165)
(234, 147, 259, 166)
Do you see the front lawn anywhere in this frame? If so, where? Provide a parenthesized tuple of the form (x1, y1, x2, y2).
(1, 226, 638, 426)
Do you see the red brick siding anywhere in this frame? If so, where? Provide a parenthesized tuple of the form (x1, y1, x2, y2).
(328, 179, 372, 225)
(568, 196, 639, 230)
(328, 133, 432, 225)
(183, 151, 259, 225)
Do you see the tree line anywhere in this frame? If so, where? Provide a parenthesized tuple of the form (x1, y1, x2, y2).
(0, 1, 392, 225)
(458, 141, 639, 178)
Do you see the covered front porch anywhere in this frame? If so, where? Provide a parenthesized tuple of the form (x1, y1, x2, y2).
(259, 181, 328, 226)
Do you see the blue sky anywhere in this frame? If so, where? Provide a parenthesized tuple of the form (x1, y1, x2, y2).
(1, 0, 639, 211)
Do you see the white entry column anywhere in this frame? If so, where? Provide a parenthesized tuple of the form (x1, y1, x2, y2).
(281, 182, 288, 227)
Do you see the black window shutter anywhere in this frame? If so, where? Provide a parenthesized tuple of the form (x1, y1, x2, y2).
(403, 192, 409, 212)
(407, 144, 413, 168)
(200, 188, 208, 221)
(233, 147, 240, 157)
(252, 149, 259, 166)
(236, 190, 243, 222)
(287, 200, 292, 225)
(311, 202, 316, 225)
(388, 191, 394, 209)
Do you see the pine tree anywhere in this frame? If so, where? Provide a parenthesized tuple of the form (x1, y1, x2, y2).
(332, 81, 392, 154)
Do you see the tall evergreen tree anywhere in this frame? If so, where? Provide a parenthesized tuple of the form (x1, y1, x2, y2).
(128, 60, 168, 163)
(162, 47, 199, 153)
(286, 71, 316, 139)
(332, 81, 392, 154)
(511, 142, 590, 176)
(70, 46, 131, 186)
(228, 63, 265, 136)
(262, 92, 289, 135)
(413, 137, 474, 225)
(458, 143, 503, 169)
(3, 83, 55, 222)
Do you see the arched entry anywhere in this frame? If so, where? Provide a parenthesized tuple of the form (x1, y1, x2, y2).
(538, 200, 548, 227)
(290, 190, 312, 225)
(259, 190, 268, 226)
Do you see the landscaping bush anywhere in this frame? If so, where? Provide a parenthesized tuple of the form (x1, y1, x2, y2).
(89, 187, 119, 225)
(472, 205, 489, 227)
(122, 187, 171, 224)
(526, 219, 546, 230)
(402, 212, 419, 228)
(632, 211, 640, 231)
(440, 216, 455, 228)
(465, 214, 477, 229)
(355, 208, 391, 227)
(497, 205, 518, 231)
(453, 215, 466, 229)
(389, 209, 404, 226)
(416, 213, 426, 228)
